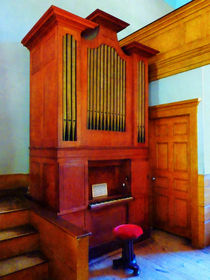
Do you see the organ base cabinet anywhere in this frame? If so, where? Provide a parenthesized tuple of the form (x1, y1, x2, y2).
(22, 6, 158, 249)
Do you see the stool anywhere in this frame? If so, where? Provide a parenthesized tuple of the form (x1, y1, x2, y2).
(112, 224, 143, 276)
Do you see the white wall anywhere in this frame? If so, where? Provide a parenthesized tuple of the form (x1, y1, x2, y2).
(202, 65, 210, 174)
(0, 44, 29, 174)
(149, 65, 210, 175)
(0, 0, 173, 174)
(0, 0, 173, 42)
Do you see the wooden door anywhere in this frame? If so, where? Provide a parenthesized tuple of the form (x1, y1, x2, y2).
(150, 115, 191, 238)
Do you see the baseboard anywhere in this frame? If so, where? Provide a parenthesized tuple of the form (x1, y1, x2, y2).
(198, 174, 210, 247)
(0, 173, 29, 191)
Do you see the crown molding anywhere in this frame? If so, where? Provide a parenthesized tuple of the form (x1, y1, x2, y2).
(22, 5, 97, 50)
(120, 0, 210, 81)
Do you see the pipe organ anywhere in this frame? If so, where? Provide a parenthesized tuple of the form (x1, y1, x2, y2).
(22, 6, 158, 252)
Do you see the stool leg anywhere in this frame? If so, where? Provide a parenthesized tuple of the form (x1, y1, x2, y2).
(113, 240, 140, 276)
(122, 240, 134, 262)
(123, 240, 140, 276)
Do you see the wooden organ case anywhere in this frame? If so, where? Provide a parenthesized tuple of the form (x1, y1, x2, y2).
(22, 6, 158, 250)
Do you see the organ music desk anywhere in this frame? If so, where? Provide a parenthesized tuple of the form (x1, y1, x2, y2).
(21, 6, 158, 251)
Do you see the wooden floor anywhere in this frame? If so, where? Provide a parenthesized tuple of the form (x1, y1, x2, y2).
(89, 230, 210, 280)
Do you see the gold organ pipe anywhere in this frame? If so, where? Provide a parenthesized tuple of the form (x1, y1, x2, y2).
(141, 61, 145, 143)
(100, 45, 104, 130)
(107, 46, 111, 130)
(87, 48, 90, 128)
(113, 51, 117, 131)
(66, 34, 72, 140)
(72, 37, 76, 141)
(138, 61, 142, 142)
(87, 44, 126, 132)
(137, 60, 145, 143)
(93, 49, 97, 129)
(112, 48, 115, 131)
(104, 45, 107, 130)
(96, 47, 100, 130)
(122, 61, 126, 131)
(119, 58, 123, 131)
(63, 35, 67, 140)
(110, 47, 114, 131)
(62, 34, 77, 141)
(90, 49, 94, 129)
(116, 55, 120, 132)
(87, 48, 91, 129)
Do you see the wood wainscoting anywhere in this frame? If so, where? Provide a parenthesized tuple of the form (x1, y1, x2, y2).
(0, 174, 29, 191)
(149, 99, 201, 247)
(198, 174, 210, 247)
(120, 0, 210, 81)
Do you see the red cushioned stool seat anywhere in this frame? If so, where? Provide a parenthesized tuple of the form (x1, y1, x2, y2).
(113, 224, 143, 240)
(112, 224, 143, 276)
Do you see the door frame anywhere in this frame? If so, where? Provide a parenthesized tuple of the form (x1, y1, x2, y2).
(149, 98, 200, 247)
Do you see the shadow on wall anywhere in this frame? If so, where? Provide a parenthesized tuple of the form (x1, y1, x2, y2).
(0, 42, 29, 174)
(149, 81, 160, 106)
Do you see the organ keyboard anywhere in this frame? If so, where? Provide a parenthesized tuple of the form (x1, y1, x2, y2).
(89, 196, 134, 210)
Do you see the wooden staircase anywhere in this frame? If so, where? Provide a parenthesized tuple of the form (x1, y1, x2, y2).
(0, 191, 49, 280)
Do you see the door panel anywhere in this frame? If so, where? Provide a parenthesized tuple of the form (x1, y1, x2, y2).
(154, 194, 169, 226)
(173, 142, 188, 171)
(174, 197, 188, 228)
(150, 115, 191, 238)
(156, 143, 169, 170)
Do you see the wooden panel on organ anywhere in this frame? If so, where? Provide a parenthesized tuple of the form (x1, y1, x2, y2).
(21, 6, 158, 252)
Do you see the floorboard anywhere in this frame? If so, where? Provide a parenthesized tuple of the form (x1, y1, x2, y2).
(89, 230, 210, 280)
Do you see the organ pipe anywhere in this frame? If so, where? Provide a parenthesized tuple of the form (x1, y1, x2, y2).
(63, 34, 77, 141)
(87, 44, 126, 132)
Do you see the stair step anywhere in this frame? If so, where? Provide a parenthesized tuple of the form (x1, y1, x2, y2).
(0, 251, 48, 279)
(0, 224, 39, 261)
(0, 196, 29, 214)
(0, 224, 37, 242)
(0, 209, 30, 230)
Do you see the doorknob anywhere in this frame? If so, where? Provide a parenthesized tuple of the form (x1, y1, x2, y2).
(152, 177, 156, 181)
